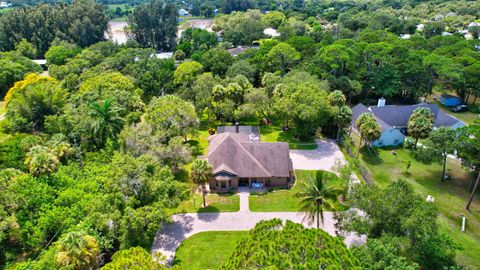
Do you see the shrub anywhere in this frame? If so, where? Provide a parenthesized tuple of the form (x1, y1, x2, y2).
(414, 148, 435, 164)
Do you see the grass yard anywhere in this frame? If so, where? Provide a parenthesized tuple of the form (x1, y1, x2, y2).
(187, 129, 209, 156)
(107, 4, 133, 11)
(249, 170, 349, 212)
(166, 193, 239, 215)
(0, 7, 14, 13)
(110, 16, 128, 22)
(173, 231, 248, 270)
(260, 125, 318, 150)
(352, 137, 480, 268)
(187, 116, 319, 156)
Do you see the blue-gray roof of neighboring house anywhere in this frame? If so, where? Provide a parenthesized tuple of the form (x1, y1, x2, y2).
(441, 94, 462, 100)
(351, 102, 464, 131)
(351, 103, 391, 131)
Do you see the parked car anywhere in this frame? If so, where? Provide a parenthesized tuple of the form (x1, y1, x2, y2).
(451, 105, 469, 113)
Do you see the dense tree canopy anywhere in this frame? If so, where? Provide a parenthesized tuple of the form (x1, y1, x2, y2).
(222, 219, 361, 269)
(129, 0, 177, 51)
(1, 0, 480, 268)
(336, 180, 460, 269)
(0, 52, 42, 99)
(0, 0, 109, 56)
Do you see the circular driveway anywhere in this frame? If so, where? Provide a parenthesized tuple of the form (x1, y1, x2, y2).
(152, 188, 365, 265)
(151, 140, 365, 265)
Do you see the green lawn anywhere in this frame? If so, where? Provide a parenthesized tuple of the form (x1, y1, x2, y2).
(110, 16, 128, 22)
(249, 170, 348, 212)
(166, 193, 239, 215)
(0, 7, 14, 13)
(187, 117, 319, 156)
(352, 138, 480, 268)
(107, 4, 133, 11)
(173, 231, 248, 270)
(187, 129, 209, 156)
(260, 124, 318, 150)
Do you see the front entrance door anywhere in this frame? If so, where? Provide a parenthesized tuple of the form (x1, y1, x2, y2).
(239, 178, 249, 187)
(220, 181, 227, 189)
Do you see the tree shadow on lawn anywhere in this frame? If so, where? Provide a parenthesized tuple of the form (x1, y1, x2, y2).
(359, 147, 383, 165)
(197, 205, 220, 213)
(186, 139, 206, 157)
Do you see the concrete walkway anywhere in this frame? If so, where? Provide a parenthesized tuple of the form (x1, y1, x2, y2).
(238, 186, 250, 212)
(152, 190, 366, 265)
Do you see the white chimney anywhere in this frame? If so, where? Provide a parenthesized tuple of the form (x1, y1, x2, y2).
(377, 97, 386, 107)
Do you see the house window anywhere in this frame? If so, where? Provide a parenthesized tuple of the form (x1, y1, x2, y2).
(377, 140, 383, 145)
(220, 182, 226, 189)
(394, 139, 399, 144)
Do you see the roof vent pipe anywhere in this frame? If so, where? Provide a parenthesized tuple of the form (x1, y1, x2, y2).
(378, 97, 386, 107)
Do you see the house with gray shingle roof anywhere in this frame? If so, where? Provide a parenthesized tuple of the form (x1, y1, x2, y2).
(207, 126, 293, 192)
(351, 99, 465, 147)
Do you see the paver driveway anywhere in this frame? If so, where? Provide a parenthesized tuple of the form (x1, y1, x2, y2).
(152, 188, 366, 265)
(290, 139, 346, 170)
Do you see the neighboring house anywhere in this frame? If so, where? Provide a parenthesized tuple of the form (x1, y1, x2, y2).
(154, 52, 173, 59)
(263, 27, 281, 37)
(440, 94, 463, 107)
(32, 59, 47, 70)
(0, 1, 12, 8)
(227, 46, 259, 57)
(207, 125, 294, 192)
(178, 8, 189, 16)
(352, 98, 465, 147)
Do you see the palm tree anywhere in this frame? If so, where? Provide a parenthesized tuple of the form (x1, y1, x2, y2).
(355, 113, 381, 156)
(407, 107, 434, 150)
(55, 231, 99, 270)
(190, 159, 212, 208)
(90, 99, 124, 147)
(334, 106, 352, 141)
(296, 171, 344, 229)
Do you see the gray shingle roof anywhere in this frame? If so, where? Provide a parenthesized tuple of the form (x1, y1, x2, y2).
(351, 102, 463, 131)
(207, 132, 292, 178)
(217, 126, 260, 137)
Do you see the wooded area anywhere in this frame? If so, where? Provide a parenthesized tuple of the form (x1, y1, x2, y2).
(0, 0, 480, 269)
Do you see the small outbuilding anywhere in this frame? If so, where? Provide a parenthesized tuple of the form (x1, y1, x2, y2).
(178, 8, 189, 16)
(440, 94, 462, 107)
